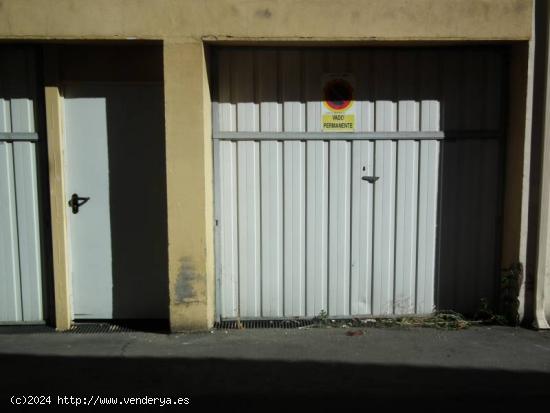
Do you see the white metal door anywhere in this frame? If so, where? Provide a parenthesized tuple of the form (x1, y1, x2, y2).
(64, 83, 166, 320)
(214, 48, 504, 319)
(64, 85, 113, 319)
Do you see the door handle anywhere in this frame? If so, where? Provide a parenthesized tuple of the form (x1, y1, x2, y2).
(362, 176, 379, 183)
(68, 193, 90, 214)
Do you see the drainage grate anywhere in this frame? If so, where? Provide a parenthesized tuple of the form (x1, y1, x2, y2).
(66, 323, 135, 334)
(0, 325, 55, 334)
(214, 319, 319, 329)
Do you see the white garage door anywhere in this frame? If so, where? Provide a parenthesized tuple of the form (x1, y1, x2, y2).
(213, 48, 503, 319)
(0, 47, 44, 323)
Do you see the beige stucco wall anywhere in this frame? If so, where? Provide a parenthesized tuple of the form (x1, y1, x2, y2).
(0, 0, 535, 331)
(0, 0, 532, 42)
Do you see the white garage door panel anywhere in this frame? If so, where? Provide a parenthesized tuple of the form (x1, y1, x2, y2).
(394, 141, 419, 314)
(217, 138, 440, 318)
(328, 141, 351, 316)
(13, 142, 43, 321)
(215, 48, 502, 319)
(236, 141, 261, 317)
(0, 48, 44, 323)
(283, 141, 306, 316)
(350, 141, 374, 315)
(306, 141, 329, 316)
(372, 141, 397, 315)
(416, 141, 440, 313)
(218, 141, 239, 318)
(0, 142, 22, 322)
(260, 141, 283, 317)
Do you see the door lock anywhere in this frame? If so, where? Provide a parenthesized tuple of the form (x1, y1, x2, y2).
(361, 176, 380, 183)
(68, 193, 90, 214)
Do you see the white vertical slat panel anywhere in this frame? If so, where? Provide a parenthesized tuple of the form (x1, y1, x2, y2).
(397, 51, 419, 132)
(485, 52, 502, 131)
(372, 141, 396, 315)
(459, 139, 481, 312)
(421, 105, 441, 131)
(437, 140, 458, 310)
(442, 50, 461, 131)
(0, 142, 22, 322)
(0, 99, 12, 132)
(218, 50, 236, 132)
(447, 140, 468, 311)
(469, 140, 485, 311)
(395, 55, 420, 314)
(350, 51, 374, 132)
(394, 141, 419, 314)
(306, 141, 329, 316)
(233, 50, 259, 132)
(257, 50, 282, 132)
(420, 51, 441, 132)
(327, 49, 349, 72)
(351, 140, 374, 315)
(453, 140, 471, 311)
(281, 51, 306, 132)
(6, 49, 41, 321)
(398, 103, 419, 131)
(328, 141, 351, 316)
(463, 50, 484, 131)
(454, 140, 468, 311)
(416, 140, 440, 313)
(6, 49, 35, 132)
(372, 51, 397, 315)
(0, 50, 9, 132)
(10, 100, 35, 133)
(283, 141, 306, 316)
(13, 142, 43, 320)
(237, 141, 261, 317)
(304, 50, 325, 132)
(219, 141, 239, 317)
(261, 141, 284, 317)
(477, 139, 500, 301)
(375, 51, 397, 132)
(398, 100, 419, 131)
(9, 50, 35, 134)
(437, 138, 501, 315)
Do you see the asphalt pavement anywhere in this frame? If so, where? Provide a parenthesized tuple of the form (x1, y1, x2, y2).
(1, 325, 550, 410)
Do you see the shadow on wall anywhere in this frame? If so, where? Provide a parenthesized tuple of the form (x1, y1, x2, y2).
(105, 85, 169, 320)
(1, 354, 550, 408)
(437, 137, 503, 315)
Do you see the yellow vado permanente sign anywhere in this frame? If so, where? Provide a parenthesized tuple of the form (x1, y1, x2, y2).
(322, 73, 356, 132)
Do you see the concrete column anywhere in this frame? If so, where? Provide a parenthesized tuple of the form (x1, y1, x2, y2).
(535, 0, 550, 329)
(163, 41, 215, 331)
(502, 42, 531, 322)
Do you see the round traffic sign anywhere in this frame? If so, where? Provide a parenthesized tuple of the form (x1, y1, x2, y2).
(323, 78, 354, 111)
